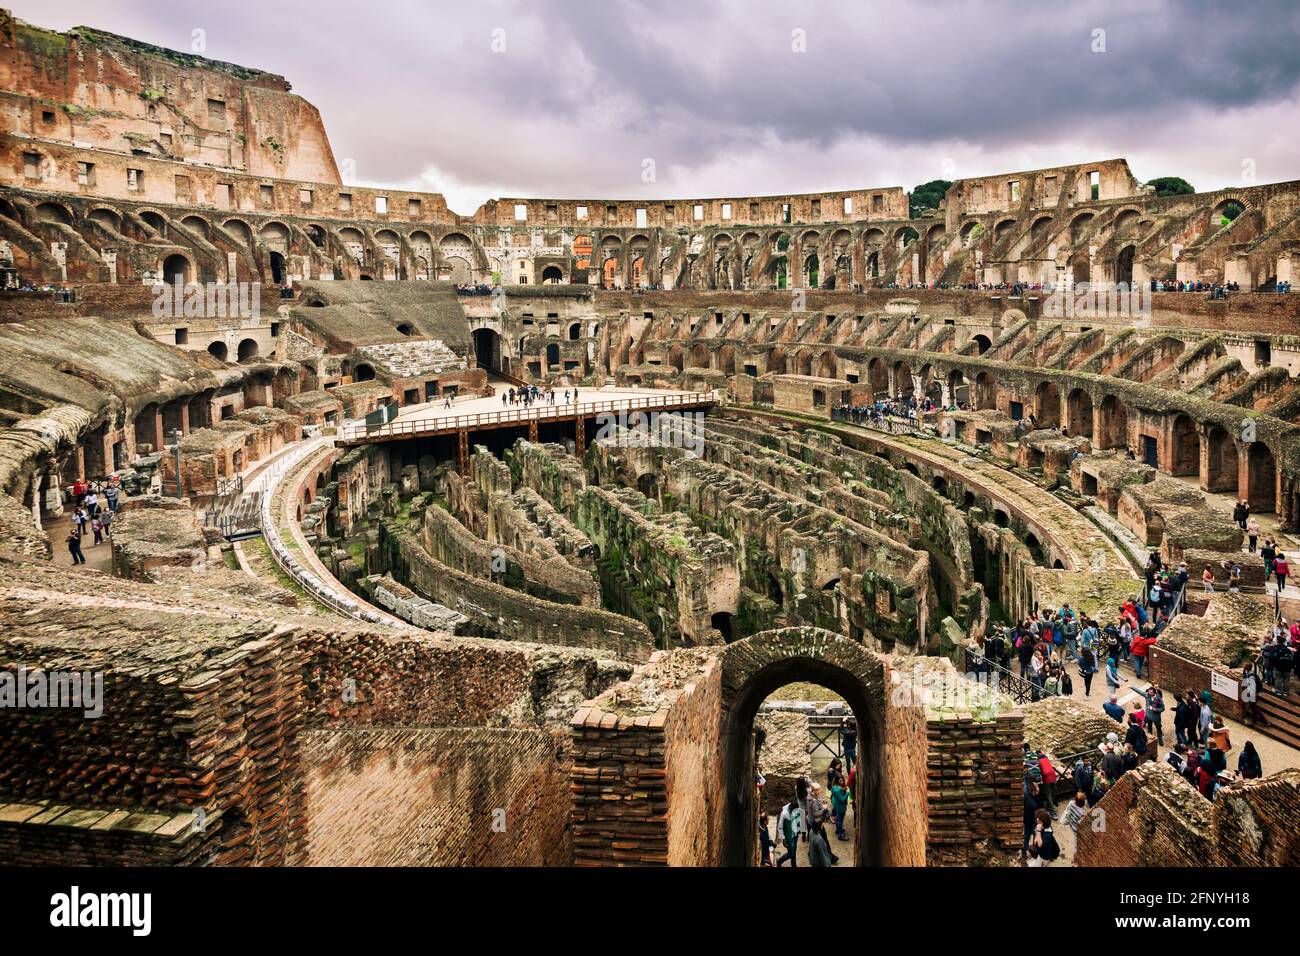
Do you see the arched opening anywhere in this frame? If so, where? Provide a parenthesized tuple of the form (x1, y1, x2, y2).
(974, 372, 996, 411)
(269, 251, 286, 285)
(1098, 395, 1128, 450)
(568, 322, 581, 341)
(546, 343, 560, 368)
(947, 370, 967, 407)
(1247, 443, 1276, 512)
(473, 328, 501, 372)
(1216, 200, 1245, 227)
(353, 362, 376, 383)
(867, 358, 888, 397)
(720, 631, 886, 868)
(972, 334, 992, 355)
(207, 341, 228, 362)
(396, 322, 414, 336)
(237, 338, 259, 362)
(1034, 382, 1061, 428)
(636, 473, 659, 501)
(1067, 389, 1094, 438)
(1205, 425, 1238, 492)
(1116, 245, 1136, 287)
(711, 612, 737, 644)
(1070, 250, 1091, 285)
(1169, 414, 1199, 477)
(1023, 532, 1046, 566)
(162, 254, 191, 286)
(805, 254, 819, 288)
(541, 265, 564, 284)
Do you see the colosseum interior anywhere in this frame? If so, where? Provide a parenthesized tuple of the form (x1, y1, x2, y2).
(1, 8, 1299, 875)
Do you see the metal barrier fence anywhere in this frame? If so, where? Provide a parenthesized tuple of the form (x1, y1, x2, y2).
(338, 390, 715, 442)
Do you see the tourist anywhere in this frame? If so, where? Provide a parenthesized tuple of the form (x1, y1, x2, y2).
(776, 798, 802, 867)
(1246, 517, 1261, 553)
(91, 514, 104, 546)
(807, 816, 833, 867)
(826, 757, 843, 790)
(840, 716, 858, 769)
(1135, 682, 1166, 745)
(1238, 741, 1262, 780)
(830, 776, 849, 841)
(1022, 780, 1040, 861)
(1240, 663, 1261, 725)
(1101, 739, 1123, 782)
(1262, 538, 1277, 579)
(1209, 716, 1232, 755)
(1121, 742, 1140, 772)
(1062, 791, 1089, 834)
(758, 813, 774, 866)
(1078, 646, 1098, 697)
(1275, 552, 1290, 594)
(84, 489, 98, 518)
(1125, 711, 1149, 758)
(1202, 564, 1215, 593)
(1130, 630, 1156, 679)
(1030, 809, 1061, 866)
(1105, 656, 1125, 694)
(1233, 499, 1249, 530)
(1103, 693, 1125, 722)
(104, 483, 119, 513)
(65, 528, 85, 565)
(1198, 694, 1214, 741)
(1274, 638, 1294, 696)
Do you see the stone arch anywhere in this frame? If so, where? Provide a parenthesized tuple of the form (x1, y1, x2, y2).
(139, 210, 168, 238)
(1067, 388, 1094, 438)
(86, 207, 123, 233)
(974, 371, 997, 410)
(180, 215, 210, 238)
(33, 201, 73, 225)
(161, 253, 192, 286)
(867, 358, 888, 397)
(1116, 245, 1137, 286)
(1205, 425, 1238, 492)
(1034, 381, 1061, 428)
(237, 338, 259, 362)
(971, 334, 992, 355)
(816, 350, 836, 379)
(222, 218, 254, 249)
(1098, 394, 1128, 449)
(1246, 442, 1276, 513)
(207, 341, 228, 362)
(1169, 414, 1199, 477)
(719, 628, 889, 867)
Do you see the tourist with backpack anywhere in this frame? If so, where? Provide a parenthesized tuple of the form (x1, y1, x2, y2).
(1135, 683, 1166, 745)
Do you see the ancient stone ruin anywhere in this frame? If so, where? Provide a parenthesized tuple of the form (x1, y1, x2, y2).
(2, 8, 1300, 873)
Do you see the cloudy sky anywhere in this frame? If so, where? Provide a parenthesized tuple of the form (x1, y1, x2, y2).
(16, 0, 1300, 216)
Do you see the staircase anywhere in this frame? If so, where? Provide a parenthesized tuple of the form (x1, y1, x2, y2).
(1249, 689, 1300, 750)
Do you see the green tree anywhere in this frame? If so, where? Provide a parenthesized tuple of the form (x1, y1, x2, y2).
(910, 180, 952, 218)
(1145, 177, 1195, 198)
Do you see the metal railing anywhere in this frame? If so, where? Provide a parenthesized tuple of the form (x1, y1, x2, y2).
(337, 390, 716, 442)
(963, 647, 1063, 704)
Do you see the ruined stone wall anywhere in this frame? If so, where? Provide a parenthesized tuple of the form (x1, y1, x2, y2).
(299, 727, 570, 866)
(924, 712, 1024, 865)
(419, 496, 600, 607)
(380, 508, 654, 661)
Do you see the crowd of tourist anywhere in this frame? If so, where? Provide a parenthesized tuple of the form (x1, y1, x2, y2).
(62, 477, 120, 566)
(500, 384, 579, 408)
(760, 717, 857, 867)
(831, 394, 935, 429)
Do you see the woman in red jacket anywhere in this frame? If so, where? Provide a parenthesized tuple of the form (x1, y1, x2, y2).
(1130, 632, 1157, 679)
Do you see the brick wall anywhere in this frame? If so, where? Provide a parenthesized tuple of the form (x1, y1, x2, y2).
(299, 727, 569, 866)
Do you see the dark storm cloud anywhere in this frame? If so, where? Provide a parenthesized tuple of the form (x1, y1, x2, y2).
(13, 0, 1300, 210)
